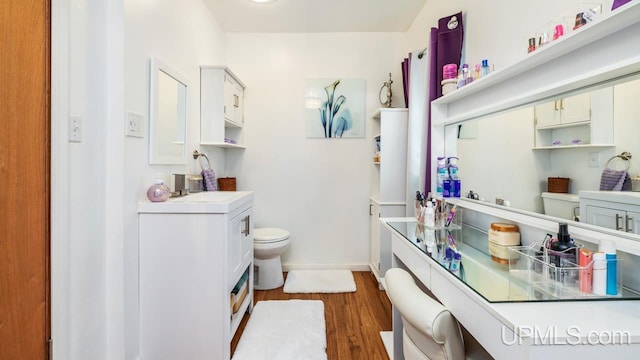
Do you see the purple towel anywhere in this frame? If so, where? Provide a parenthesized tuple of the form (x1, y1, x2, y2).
(599, 168, 631, 191)
(201, 168, 217, 191)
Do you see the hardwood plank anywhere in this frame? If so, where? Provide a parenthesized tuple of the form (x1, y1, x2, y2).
(231, 271, 392, 359)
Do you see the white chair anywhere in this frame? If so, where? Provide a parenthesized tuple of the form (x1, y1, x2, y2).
(385, 268, 465, 360)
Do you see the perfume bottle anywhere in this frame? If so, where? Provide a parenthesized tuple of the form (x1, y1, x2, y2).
(147, 179, 171, 202)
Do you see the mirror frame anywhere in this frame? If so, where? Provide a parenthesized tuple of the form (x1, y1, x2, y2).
(149, 57, 189, 165)
(429, 4, 640, 240)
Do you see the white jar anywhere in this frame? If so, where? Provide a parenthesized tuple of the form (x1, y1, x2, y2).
(488, 223, 520, 264)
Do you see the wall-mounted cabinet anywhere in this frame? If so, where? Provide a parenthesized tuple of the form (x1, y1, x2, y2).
(533, 87, 614, 150)
(200, 66, 246, 149)
(369, 108, 408, 287)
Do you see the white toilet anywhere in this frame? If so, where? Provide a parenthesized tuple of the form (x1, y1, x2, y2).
(541, 192, 580, 221)
(253, 227, 291, 290)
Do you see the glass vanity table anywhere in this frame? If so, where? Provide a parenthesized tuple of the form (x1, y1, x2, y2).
(388, 220, 640, 303)
(385, 216, 640, 360)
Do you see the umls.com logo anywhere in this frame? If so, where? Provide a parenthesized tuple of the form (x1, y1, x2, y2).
(502, 325, 631, 346)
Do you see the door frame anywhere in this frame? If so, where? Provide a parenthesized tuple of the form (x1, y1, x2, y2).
(51, 0, 71, 358)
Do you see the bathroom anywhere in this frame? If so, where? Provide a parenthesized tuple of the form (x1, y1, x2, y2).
(40, 0, 640, 359)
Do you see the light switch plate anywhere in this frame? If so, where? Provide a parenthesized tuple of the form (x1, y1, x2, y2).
(126, 111, 144, 138)
(587, 152, 599, 167)
(69, 115, 82, 143)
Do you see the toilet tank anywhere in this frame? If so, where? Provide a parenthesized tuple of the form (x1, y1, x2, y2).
(541, 192, 580, 221)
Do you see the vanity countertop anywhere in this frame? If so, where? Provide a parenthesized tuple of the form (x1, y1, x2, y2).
(385, 217, 640, 358)
(138, 191, 253, 214)
(580, 190, 640, 204)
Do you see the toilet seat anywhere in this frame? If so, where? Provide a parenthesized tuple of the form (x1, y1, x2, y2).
(254, 227, 290, 244)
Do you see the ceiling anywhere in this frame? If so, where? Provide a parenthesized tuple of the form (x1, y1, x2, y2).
(201, 0, 427, 33)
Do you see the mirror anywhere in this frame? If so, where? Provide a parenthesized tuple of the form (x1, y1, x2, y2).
(149, 57, 188, 164)
(446, 74, 640, 235)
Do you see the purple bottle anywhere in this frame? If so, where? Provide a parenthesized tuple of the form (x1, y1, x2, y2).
(147, 179, 170, 202)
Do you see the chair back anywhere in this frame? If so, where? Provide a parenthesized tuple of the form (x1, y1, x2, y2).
(385, 268, 465, 360)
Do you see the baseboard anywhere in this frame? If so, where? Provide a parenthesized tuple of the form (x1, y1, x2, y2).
(282, 263, 370, 272)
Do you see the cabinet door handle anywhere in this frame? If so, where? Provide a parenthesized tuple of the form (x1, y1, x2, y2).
(369, 204, 372, 216)
(242, 215, 250, 236)
(554, 100, 559, 110)
(626, 214, 633, 233)
(560, 98, 565, 110)
(615, 213, 624, 231)
(234, 94, 239, 108)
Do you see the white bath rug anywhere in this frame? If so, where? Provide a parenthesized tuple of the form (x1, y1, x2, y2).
(283, 269, 356, 293)
(232, 300, 326, 360)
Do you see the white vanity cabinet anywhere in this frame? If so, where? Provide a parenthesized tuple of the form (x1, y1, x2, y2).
(580, 191, 640, 233)
(201, 66, 246, 148)
(138, 191, 254, 360)
(369, 108, 408, 287)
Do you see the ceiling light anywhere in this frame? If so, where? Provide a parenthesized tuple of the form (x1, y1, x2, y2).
(250, 0, 277, 3)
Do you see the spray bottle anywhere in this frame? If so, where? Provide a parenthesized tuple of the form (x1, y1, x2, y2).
(436, 157, 448, 196)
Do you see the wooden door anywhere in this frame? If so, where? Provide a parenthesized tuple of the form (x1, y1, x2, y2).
(0, 0, 51, 358)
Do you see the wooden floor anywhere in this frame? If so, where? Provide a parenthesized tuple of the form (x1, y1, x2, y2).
(231, 271, 392, 360)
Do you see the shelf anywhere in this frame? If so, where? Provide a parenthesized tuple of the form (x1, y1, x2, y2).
(536, 120, 590, 130)
(532, 144, 615, 150)
(200, 142, 246, 149)
(371, 107, 408, 120)
(224, 119, 242, 129)
(431, 2, 640, 126)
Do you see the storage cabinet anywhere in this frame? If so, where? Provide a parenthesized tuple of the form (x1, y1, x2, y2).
(138, 192, 254, 360)
(201, 66, 246, 148)
(580, 191, 640, 234)
(369, 108, 408, 287)
(533, 88, 614, 149)
(535, 92, 591, 128)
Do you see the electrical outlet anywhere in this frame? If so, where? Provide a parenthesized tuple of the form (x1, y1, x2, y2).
(587, 152, 599, 167)
(126, 111, 144, 138)
(69, 116, 82, 143)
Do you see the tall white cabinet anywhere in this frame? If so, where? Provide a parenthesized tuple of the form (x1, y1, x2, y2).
(138, 192, 254, 360)
(369, 108, 408, 287)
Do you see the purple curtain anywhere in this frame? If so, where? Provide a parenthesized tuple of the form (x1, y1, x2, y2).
(425, 12, 464, 194)
(401, 55, 411, 107)
(612, 0, 631, 10)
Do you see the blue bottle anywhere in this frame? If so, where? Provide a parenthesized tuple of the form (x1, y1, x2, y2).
(600, 241, 618, 295)
(447, 157, 461, 198)
(436, 157, 448, 196)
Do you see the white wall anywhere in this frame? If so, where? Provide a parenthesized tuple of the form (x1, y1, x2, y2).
(66, 0, 109, 358)
(123, 0, 226, 358)
(405, 0, 616, 70)
(224, 33, 404, 268)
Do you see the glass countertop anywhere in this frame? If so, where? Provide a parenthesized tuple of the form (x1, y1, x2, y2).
(387, 220, 640, 303)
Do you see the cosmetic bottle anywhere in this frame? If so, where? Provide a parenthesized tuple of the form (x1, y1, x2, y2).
(600, 240, 618, 295)
(592, 252, 607, 295)
(553, 24, 564, 40)
(549, 223, 576, 266)
(450, 252, 461, 272)
(147, 179, 171, 202)
(447, 157, 461, 198)
(481, 59, 490, 77)
(578, 248, 593, 293)
(436, 157, 448, 196)
(527, 37, 536, 53)
(424, 202, 435, 227)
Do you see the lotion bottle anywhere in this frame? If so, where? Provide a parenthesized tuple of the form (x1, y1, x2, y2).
(592, 252, 607, 295)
